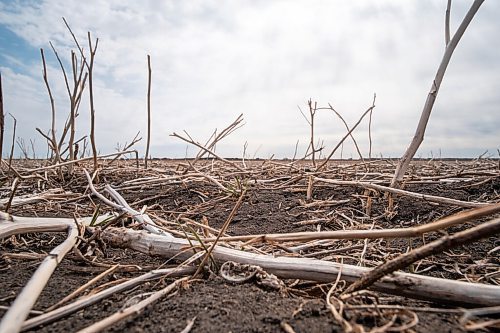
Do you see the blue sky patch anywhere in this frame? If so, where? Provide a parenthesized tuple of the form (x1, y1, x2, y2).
(0, 23, 38, 75)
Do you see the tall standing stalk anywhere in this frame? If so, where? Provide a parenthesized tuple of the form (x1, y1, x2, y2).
(49, 42, 87, 172)
(308, 100, 317, 168)
(8, 114, 16, 168)
(68, 52, 88, 164)
(445, 0, 452, 45)
(145, 55, 152, 169)
(40, 49, 61, 164)
(87, 32, 99, 172)
(390, 0, 484, 188)
(299, 100, 317, 168)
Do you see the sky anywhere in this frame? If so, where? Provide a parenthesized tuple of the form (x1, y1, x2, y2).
(0, 0, 499, 159)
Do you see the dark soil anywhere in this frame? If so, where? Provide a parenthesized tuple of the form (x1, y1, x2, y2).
(1, 159, 499, 332)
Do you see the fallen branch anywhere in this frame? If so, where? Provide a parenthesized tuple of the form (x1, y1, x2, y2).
(101, 226, 500, 306)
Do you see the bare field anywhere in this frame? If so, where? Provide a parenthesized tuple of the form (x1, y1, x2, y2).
(1, 158, 499, 332)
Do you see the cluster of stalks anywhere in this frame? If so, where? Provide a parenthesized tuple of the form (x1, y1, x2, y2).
(1, 1, 498, 332)
(0, 148, 499, 332)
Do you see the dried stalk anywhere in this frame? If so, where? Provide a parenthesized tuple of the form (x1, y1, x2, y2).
(314, 176, 488, 208)
(87, 32, 99, 172)
(191, 113, 244, 166)
(49, 41, 87, 167)
(21, 149, 137, 175)
(2, 207, 499, 310)
(201, 203, 500, 242)
(345, 216, 500, 294)
(445, 0, 452, 45)
(3, 177, 20, 213)
(193, 189, 246, 277)
(242, 141, 248, 168)
(320, 104, 365, 163)
(7, 113, 16, 168)
(49, 43, 71, 152)
(69, 52, 87, 162)
(107, 132, 141, 167)
(368, 94, 375, 161)
(84, 169, 173, 238)
(15, 137, 30, 160)
(301, 99, 317, 167)
(40, 48, 61, 163)
(0, 213, 110, 239)
(21, 266, 196, 331)
(391, 0, 484, 188)
(101, 226, 500, 306)
(0, 223, 78, 333)
(35, 127, 54, 152)
(171, 132, 246, 172)
(64, 18, 99, 171)
(145, 54, 152, 169)
(187, 162, 229, 192)
(317, 95, 376, 171)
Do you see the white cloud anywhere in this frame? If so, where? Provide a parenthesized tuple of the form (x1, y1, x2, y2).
(0, 0, 498, 158)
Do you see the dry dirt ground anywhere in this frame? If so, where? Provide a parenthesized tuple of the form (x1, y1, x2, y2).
(1, 158, 499, 332)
